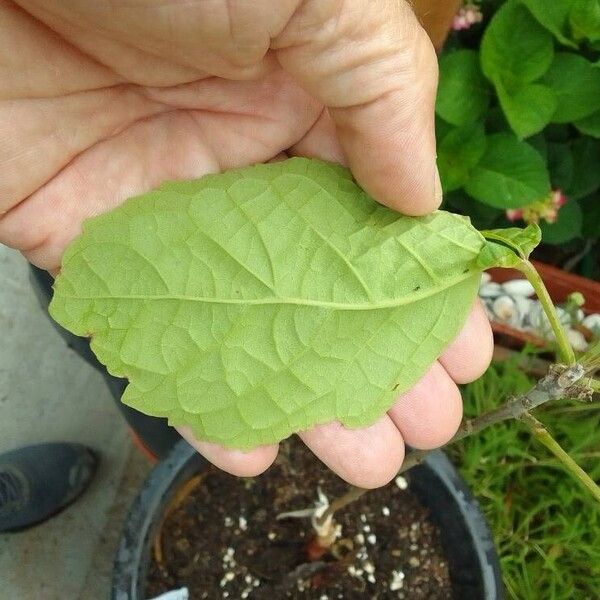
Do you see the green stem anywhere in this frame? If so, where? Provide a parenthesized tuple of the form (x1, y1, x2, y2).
(517, 260, 576, 366)
(520, 412, 600, 504)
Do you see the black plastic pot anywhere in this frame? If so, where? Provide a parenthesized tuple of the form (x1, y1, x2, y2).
(112, 440, 503, 600)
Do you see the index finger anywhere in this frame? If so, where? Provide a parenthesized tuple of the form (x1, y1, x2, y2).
(273, 0, 440, 215)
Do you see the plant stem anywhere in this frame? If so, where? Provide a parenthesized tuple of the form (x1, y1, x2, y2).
(520, 412, 600, 504)
(398, 363, 585, 473)
(320, 363, 586, 524)
(315, 485, 368, 528)
(517, 260, 576, 366)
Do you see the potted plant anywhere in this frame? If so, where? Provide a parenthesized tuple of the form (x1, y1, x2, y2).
(47, 157, 599, 599)
(112, 441, 502, 599)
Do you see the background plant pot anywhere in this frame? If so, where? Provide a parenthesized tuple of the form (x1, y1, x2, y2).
(487, 260, 600, 349)
(112, 440, 503, 600)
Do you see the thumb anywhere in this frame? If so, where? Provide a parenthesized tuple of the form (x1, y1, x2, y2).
(273, 0, 440, 216)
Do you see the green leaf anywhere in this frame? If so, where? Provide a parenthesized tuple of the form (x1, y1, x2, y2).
(565, 137, 600, 200)
(443, 190, 502, 230)
(475, 240, 522, 269)
(569, 0, 600, 42)
(527, 133, 548, 161)
(436, 50, 491, 127)
(480, 223, 542, 259)
(465, 133, 551, 208)
(50, 158, 490, 449)
(543, 53, 600, 122)
(575, 110, 600, 138)
(579, 192, 600, 239)
(496, 81, 557, 138)
(521, 0, 578, 47)
(481, 0, 555, 87)
(540, 200, 583, 244)
(437, 122, 486, 192)
(546, 142, 574, 190)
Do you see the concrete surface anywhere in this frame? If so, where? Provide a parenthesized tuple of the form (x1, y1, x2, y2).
(0, 245, 152, 599)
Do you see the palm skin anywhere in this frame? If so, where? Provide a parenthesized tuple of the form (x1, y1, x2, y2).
(1, 0, 493, 487)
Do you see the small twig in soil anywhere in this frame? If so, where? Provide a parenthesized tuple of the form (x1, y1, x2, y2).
(252, 561, 329, 599)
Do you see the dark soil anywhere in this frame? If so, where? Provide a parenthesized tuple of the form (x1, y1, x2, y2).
(146, 440, 452, 599)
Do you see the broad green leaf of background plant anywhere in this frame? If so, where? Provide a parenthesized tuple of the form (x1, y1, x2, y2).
(437, 122, 486, 192)
(543, 53, 600, 123)
(521, 0, 578, 47)
(540, 200, 583, 244)
(436, 50, 491, 127)
(465, 133, 551, 208)
(496, 81, 557, 138)
(569, 0, 600, 42)
(565, 137, 600, 200)
(546, 142, 574, 190)
(575, 110, 600, 138)
(481, 0, 555, 87)
(50, 158, 497, 449)
(580, 192, 600, 239)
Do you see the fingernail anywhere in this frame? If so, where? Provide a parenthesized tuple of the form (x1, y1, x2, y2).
(434, 166, 443, 207)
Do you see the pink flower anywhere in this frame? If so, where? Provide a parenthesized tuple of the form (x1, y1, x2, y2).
(453, 5, 484, 31)
(504, 190, 567, 224)
(506, 208, 523, 222)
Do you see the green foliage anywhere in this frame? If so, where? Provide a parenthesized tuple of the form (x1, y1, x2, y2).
(569, 0, 600, 42)
(481, 0, 554, 87)
(521, 0, 577, 47)
(565, 137, 600, 200)
(476, 223, 541, 268)
(481, 223, 542, 259)
(539, 199, 582, 244)
(575, 110, 600, 138)
(455, 356, 600, 600)
(436, 50, 491, 126)
(50, 158, 510, 449)
(436, 0, 600, 262)
(542, 53, 600, 123)
(465, 133, 550, 208)
(496, 81, 556, 139)
(437, 121, 486, 191)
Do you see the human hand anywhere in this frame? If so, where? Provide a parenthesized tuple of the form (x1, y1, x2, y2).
(1, 0, 492, 487)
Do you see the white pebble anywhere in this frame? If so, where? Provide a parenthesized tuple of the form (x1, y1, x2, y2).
(367, 574, 376, 584)
(238, 516, 248, 531)
(355, 533, 365, 545)
(390, 570, 405, 591)
(363, 524, 371, 532)
(364, 561, 375, 574)
(479, 282, 502, 298)
(502, 279, 535, 297)
(583, 313, 600, 335)
(382, 506, 390, 517)
(567, 328, 588, 351)
(367, 534, 377, 545)
(395, 476, 408, 490)
(492, 295, 519, 324)
(267, 532, 276, 540)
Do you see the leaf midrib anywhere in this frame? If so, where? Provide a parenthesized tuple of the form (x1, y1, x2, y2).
(57, 271, 477, 311)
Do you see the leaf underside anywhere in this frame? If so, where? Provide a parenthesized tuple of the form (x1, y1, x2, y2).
(50, 158, 485, 449)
